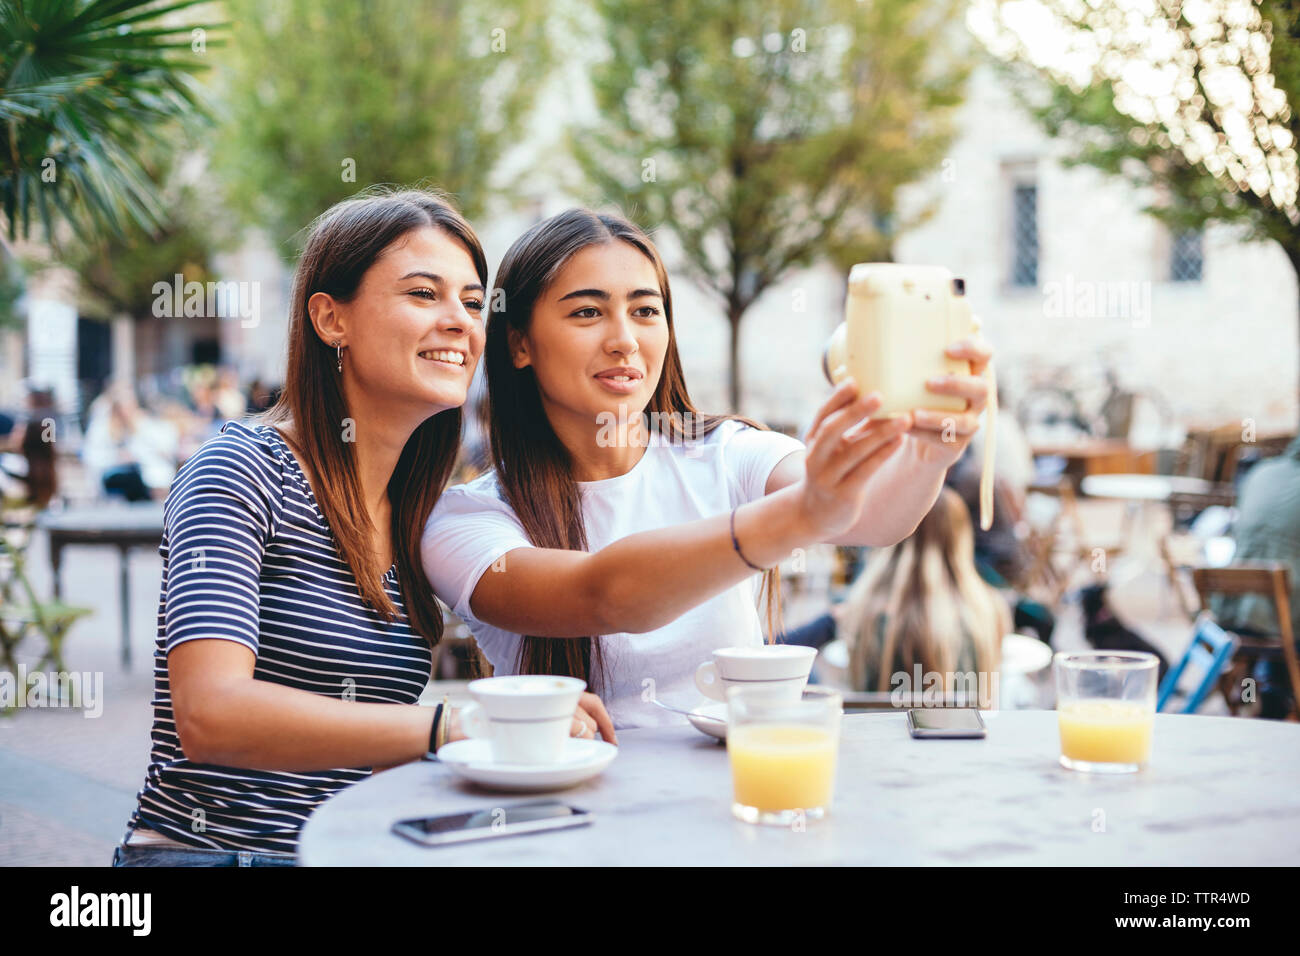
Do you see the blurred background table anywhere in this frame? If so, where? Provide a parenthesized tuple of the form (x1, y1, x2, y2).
(36, 503, 165, 669)
(1080, 474, 1216, 502)
(300, 710, 1300, 866)
(1030, 438, 1155, 485)
(1076, 474, 1224, 591)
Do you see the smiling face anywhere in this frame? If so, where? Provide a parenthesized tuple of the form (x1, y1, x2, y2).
(510, 240, 670, 435)
(310, 226, 486, 417)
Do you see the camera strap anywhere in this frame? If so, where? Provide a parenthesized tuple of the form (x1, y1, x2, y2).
(978, 357, 997, 532)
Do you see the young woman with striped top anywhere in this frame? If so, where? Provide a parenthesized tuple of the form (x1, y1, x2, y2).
(113, 189, 613, 866)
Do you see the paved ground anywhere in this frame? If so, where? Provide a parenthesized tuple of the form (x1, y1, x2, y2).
(0, 496, 1226, 865)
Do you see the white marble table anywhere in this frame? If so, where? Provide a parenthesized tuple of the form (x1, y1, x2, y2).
(298, 711, 1300, 866)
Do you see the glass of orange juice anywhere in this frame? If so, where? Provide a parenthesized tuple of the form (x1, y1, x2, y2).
(1054, 651, 1159, 773)
(726, 685, 842, 825)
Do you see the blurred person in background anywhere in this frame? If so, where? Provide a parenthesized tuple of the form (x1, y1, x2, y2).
(945, 383, 1034, 581)
(781, 487, 1010, 700)
(944, 397, 1056, 643)
(1211, 434, 1300, 719)
(81, 383, 179, 501)
(156, 397, 206, 465)
(187, 375, 223, 434)
(0, 387, 58, 508)
(935, 379, 1055, 642)
(215, 366, 249, 421)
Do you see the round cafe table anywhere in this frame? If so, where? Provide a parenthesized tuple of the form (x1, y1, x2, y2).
(298, 711, 1300, 866)
(1079, 474, 1215, 501)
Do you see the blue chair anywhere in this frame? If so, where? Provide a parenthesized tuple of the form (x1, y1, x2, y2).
(1157, 612, 1239, 713)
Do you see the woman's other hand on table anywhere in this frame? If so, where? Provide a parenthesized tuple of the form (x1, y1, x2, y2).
(439, 690, 617, 752)
(572, 691, 618, 745)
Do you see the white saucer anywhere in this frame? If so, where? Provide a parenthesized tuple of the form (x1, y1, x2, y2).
(437, 738, 618, 791)
(687, 701, 729, 741)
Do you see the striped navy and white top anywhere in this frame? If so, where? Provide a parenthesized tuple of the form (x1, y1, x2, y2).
(125, 420, 434, 854)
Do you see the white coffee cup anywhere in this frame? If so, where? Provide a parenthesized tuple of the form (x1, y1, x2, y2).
(694, 645, 817, 703)
(457, 675, 586, 765)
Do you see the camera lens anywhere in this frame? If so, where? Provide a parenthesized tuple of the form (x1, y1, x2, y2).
(952, 277, 966, 297)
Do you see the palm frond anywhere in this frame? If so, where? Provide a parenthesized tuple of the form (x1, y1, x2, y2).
(0, 0, 222, 241)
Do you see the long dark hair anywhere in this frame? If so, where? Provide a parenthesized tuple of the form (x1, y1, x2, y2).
(20, 389, 56, 508)
(485, 208, 783, 693)
(260, 186, 487, 649)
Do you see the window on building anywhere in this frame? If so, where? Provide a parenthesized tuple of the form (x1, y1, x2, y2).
(1010, 181, 1039, 287)
(1170, 228, 1204, 282)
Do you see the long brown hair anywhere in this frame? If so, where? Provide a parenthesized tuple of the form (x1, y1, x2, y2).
(485, 208, 783, 694)
(841, 487, 1007, 693)
(260, 186, 487, 649)
(21, 389, 56, 508)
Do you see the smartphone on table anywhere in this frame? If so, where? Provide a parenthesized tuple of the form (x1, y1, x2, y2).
(905, 708, 987, 739)
(392, 800, 593, 847)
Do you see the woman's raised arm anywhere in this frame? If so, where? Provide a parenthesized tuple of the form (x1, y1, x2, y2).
(468, 381, 907, 637)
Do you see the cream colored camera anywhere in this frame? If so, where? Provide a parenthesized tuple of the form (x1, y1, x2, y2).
(823, 263, 979, 417)
(822, 263, 995, 530)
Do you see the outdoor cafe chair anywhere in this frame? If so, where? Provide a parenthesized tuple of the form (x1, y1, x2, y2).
(0, 528, 93, 702)
(1159, 485, 1238, 620)
(1022, 477, 1126, 608)
(1192, 564, 1300, 722)
(1157, 612, 1238, 714)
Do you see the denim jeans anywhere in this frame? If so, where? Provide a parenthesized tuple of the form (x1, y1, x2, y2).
(110, 828, 297, 867)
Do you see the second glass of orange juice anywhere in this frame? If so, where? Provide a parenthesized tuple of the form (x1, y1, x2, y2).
(1054, 651, 1159, 773)
(726, 686, 842, 825)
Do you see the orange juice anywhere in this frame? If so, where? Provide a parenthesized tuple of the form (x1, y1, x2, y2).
(728, 724, 837, 812)
(1058, 699, 1154, 765)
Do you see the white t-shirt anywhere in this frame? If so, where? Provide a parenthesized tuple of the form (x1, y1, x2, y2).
(421, 419, 806, 728)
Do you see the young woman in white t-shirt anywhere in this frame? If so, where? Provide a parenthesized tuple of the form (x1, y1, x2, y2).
(421, 209, 993, 729)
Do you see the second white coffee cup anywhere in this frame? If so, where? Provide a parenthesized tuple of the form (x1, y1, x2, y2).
(457, 675, 586, 765)
(694, 645, 817, 703)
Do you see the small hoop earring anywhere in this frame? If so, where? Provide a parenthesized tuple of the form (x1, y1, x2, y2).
(332, 340, 342, 373)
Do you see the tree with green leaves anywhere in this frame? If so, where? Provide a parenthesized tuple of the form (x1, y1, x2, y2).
(215, 0, 556, 257)
(975, 0, 1300, 419)
(54, 129, 232, 326)
(575, 0, 971, 410)
(0, 0, 220, 245)
(0, 250, 21, 330)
